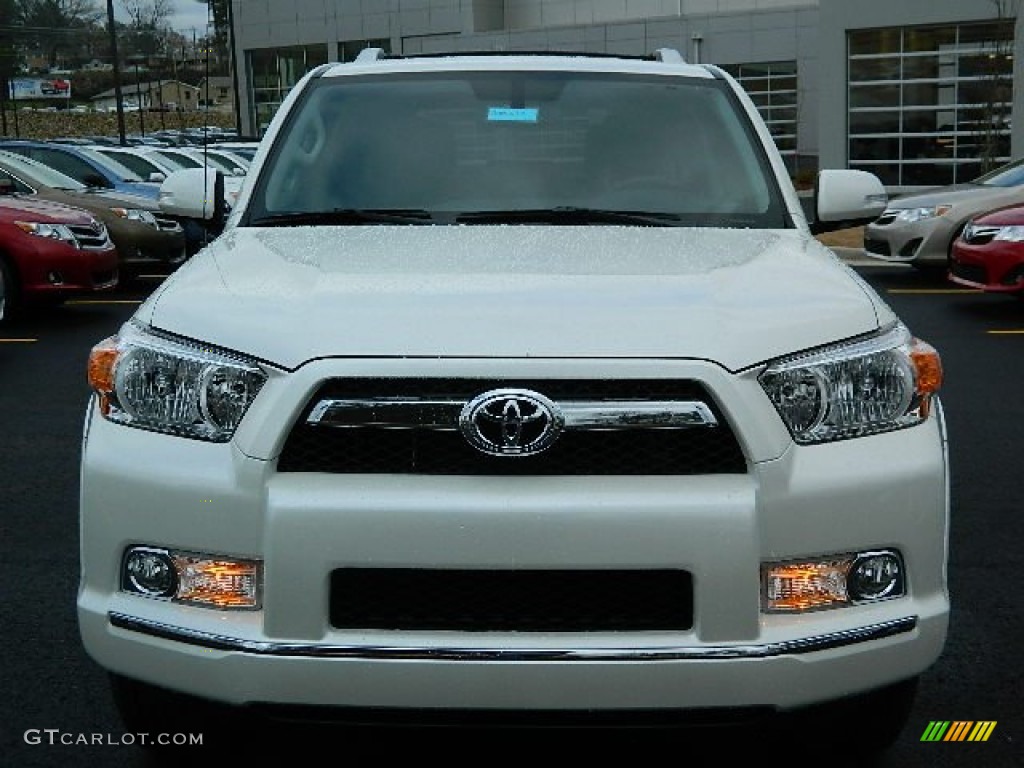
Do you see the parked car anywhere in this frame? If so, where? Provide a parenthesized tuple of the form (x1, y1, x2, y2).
(948, 204, 1024, 295)
(90, 145, 234, 254)
(80, 49, 947, 754)
(0, 192, 117, 321)
(863, 157, 1024, 269)
(0, 150, 187, 277)
(0, 140, 160, 200)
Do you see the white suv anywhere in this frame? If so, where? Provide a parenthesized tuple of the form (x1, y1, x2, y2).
(79, 49, 948, 752)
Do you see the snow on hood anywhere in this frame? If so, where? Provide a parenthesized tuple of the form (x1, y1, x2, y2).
(138, 225, 890, 371)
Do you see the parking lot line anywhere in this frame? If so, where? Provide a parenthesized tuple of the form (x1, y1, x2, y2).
(0, 338, 38, 343)
(65, 299, 144, 305)
(886, 289, 982, 295)
(987, 330, 1024, 335)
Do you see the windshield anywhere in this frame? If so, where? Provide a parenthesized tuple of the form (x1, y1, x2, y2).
(96, 150, 166, 179)
(247, 70, 787, 228)
(0, 150, 86, 190)
(156, 151, 202, 170)
(973, 158, 1024, 187)
(80, 147, 146, 182)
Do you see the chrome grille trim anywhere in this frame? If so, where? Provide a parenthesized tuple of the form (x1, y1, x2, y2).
(68, 222, 112, 250)
(307, 398, 718, 431)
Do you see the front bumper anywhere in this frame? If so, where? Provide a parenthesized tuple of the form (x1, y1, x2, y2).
(106, 219, 187, 269)
(864, 215, 958, 267)
(78, 358, 950, 715)
(949, 240, 1024, 293)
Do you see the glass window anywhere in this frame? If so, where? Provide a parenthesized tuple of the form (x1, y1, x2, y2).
(849, 29, 901, 55)
(250, 72, 788, 228)
(847, 21, 1015, 185)
(850, 111, 900, 134)
(849, 162, 899, 185)
(721, 61, 799, 160)
(850, 84, 900, 109)
(849, 57, 901, 82)
(248, 44, 330, 135)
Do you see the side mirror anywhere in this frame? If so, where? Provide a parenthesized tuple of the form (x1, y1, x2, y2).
(811, 169, 887, 234)
(158, 168, 225, 222)
(148, 171, 166, 183)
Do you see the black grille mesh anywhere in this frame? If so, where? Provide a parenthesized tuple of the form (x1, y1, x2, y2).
(950, 261, 987, 285)
(277, 378, 747, 475)
(330, 568, 694, 631)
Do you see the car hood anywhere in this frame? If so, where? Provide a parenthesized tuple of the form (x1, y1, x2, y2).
(0, 195, 96, 224)
(139, 226, 891, 371)
(888, 184, 1024, 211)
(71, 188, 159, 210)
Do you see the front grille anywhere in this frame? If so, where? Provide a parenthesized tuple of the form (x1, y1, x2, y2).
(950, 261, 987, 284)
(962, 225, 999, 245)
(330, 568, 694, 631)
(69, 222, 112, 250)
(154, 216, 182, 233)
(863, 238, 890, 256)
(277, 378, 747, 475)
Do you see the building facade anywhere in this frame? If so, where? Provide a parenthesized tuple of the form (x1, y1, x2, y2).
(229, 0, 1022, 190)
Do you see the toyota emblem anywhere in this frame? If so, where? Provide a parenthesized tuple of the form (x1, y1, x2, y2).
(459, 389, 564, 457)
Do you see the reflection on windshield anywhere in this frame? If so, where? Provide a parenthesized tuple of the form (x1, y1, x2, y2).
(250, 70, 787, 229)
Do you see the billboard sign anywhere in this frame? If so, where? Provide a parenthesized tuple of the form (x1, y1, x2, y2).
(8, 78, 72, 100)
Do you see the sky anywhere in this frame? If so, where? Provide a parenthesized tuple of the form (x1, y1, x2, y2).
(161, 0, 216, 36)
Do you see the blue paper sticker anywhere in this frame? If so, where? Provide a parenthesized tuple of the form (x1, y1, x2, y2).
(487, 107, 539, 123)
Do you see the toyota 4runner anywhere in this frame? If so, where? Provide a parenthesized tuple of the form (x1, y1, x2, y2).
(79, 48, 948, 752)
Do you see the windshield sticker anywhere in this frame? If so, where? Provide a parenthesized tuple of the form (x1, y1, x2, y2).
(487, 107, 539, 123)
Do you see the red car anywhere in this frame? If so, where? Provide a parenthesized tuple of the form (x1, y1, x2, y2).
(949, 204, 1024, 295)
(0, 190, 119, 321)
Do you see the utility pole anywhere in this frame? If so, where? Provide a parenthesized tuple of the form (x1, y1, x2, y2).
(134, 61, 145, 136)
(227, 0, 242, 136)
(106, 0, 126, 145)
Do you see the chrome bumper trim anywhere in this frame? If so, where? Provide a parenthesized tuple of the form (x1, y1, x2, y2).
(108, 613, 917, 661)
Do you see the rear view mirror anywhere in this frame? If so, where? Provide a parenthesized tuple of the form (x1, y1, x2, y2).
(149, 172, 167, 183)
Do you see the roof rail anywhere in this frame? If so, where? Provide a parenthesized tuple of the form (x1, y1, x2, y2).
(354, 47, 388, 63)
(652, 48, 687, 64)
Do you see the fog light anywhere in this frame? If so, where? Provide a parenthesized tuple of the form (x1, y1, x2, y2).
(121, 546, 261, 609)
(848, 551, 904, 601)
(763, 549, 905, 612)
(123, 547, 177, 597)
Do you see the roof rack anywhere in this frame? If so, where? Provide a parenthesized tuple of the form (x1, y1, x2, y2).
(351, 48, 688, 64)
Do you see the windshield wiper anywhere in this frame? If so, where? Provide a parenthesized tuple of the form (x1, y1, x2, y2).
(455, 207, 684, 226)
(250, 208, 436, 226)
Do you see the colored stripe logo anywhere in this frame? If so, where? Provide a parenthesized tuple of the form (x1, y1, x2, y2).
(921, 721, 997, 742)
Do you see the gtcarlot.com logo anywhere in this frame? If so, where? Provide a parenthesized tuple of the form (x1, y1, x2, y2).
(24, 729, 203, 747)
(921, 721, 997, 742)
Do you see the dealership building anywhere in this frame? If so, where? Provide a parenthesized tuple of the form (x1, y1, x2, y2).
(229, 0, 1021, 190)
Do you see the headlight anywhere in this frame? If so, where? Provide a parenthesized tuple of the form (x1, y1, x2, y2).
(14, 221, 79, 248)
(110, 207, 159, 228)
(87, 322, 267, 442)
(993, 225, 1024, 242)
(759, 323, 942, 445)
(894, 205, 952, 223)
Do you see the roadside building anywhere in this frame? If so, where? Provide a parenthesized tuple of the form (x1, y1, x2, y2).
(229, 0, 1022, 191)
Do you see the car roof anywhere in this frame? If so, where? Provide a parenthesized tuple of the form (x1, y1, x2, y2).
(319, 48, 714, 80)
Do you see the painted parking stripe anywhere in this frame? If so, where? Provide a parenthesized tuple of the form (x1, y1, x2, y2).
(0, 338, 37, 343)
(987, 330, 1024, 335)
(886, 289, 982, 295)
(65, 299, 144, 305)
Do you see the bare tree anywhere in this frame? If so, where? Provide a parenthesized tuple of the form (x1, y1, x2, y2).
(15, 0, 102, 68)
(119, 0, 170, 29)
(974, 0, 1020, 172)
